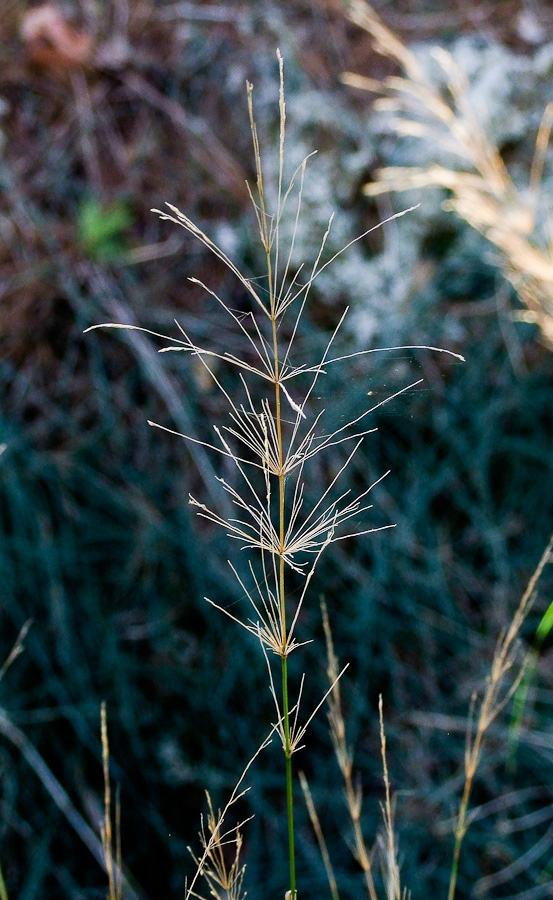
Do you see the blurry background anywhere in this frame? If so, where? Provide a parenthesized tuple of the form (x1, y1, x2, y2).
(1, 1, 553, 897)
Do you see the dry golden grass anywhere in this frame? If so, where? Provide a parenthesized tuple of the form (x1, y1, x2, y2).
(344, 0, 553, 347)
(311, 534, 553, 900)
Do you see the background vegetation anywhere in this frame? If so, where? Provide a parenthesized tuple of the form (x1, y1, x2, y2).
(1, 1, 553, 898)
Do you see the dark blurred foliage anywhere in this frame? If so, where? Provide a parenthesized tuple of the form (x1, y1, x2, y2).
(1, 2, 553, 898)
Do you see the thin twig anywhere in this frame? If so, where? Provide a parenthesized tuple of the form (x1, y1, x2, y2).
(299, 771, 340, 900)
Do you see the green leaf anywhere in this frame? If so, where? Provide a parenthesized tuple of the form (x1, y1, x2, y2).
(77, 197, 133, 259)
(536, 599, 553, 644)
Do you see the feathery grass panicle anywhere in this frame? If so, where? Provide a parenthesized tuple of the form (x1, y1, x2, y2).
(87, 50, 461, 898)
(345, 0, 553, 347)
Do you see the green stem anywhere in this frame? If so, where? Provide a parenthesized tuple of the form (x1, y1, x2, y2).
(270, 293, 296, 897)
(447, 766, 473, 900)
(282, 654, 296, 899)
(448, 816, 465, 900)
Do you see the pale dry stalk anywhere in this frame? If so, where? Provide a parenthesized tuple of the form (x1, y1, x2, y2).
(322, 602, 378, 900)
(298, 771, 340, 900)
(378, 697, 402, 900)
(101, 702, 122, 900)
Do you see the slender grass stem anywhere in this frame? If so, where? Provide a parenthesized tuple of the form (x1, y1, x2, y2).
(448, 777, 473, 900)
(282, 654, 296, 899)
(269, 239, 297, 896)
(274, 336, 297, 896)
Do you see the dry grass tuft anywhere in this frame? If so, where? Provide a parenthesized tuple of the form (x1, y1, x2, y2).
(187, 794, 247, 900)
(446, 530, 553, 900)
(184, 732, 273, 900)
(344, 0, 553, 347)
(308, 537, 553, 899)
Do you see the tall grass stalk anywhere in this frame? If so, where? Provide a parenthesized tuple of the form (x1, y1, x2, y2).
(322, 602, 402, 898)
(322, 601, 378, 900)
(87, 52, 462, 897)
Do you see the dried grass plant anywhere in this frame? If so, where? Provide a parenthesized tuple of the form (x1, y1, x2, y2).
(304, 537, 553, 900)
(446, 532, 553, 900)
(344, 0, 553, 347)
(87, 53, 462, 898)
(0, 628, 141, 900)
(184, 733, 273, 900)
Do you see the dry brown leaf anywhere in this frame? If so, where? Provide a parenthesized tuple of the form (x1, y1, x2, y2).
(21, 4, 93, 70)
